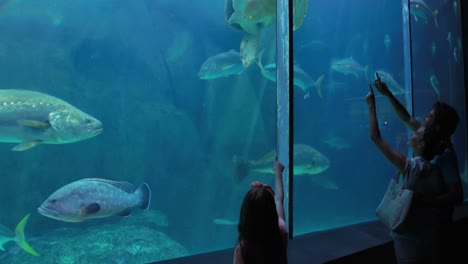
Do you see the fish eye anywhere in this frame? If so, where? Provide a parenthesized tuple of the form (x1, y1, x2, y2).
(50, 199, 57, 204)
(85, 119, 91, 124)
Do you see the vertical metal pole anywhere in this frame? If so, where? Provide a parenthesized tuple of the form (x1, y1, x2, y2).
(460, 0, 468, 203)
(402, 0, 416, 161)
(277, 0, 294, 239)
(402, 0, 414, 116)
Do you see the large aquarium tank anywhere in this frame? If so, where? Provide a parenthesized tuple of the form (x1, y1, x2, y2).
(0, 0, 465, 263)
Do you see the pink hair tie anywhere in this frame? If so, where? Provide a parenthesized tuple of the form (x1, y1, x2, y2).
(250, 181, 275, 196)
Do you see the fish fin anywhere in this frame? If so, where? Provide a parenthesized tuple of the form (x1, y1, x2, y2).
(79, 203, 100, 215)
(137, 183, 151, 210)
(17, 120, 50, 128)
(315, 75, 325, 98)
(221, 65, 235, 71)
(117, 208, 132, 217)
(227, 12, 241, 29)
(413, 14, 418, 22)
(232, 156, 251, 183)
(14, 214, 39, 256)
(255, 49, 266, 72)
(108, 181, 135, 193)
(81, 179, 135, 193)
(12, 140, 42, 151)
(240, 33, 260, 67)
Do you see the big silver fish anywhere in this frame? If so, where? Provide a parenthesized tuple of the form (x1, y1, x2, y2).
(225, 0, 308, 67)
(410, 0, 438, 27)
(38, 178, 151, 222)
(256, 52, 324, 97)
(330, 57, 368, 80)
(233, 144, 336, 189)
(198, 49, 245, 80)
(0, 90, 102, 151)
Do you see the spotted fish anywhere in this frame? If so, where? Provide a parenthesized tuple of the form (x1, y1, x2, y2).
(0, 89, 102, 151)
(38, 178, 151, 222)
(233, 144, 336, 189)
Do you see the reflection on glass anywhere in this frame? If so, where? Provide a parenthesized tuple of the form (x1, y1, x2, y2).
(0, 0, 280, 263)
(293, 0, 409, 235)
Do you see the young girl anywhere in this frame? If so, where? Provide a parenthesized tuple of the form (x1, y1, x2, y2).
(234, 159, 288, 264)
(366, 84, 446, 263)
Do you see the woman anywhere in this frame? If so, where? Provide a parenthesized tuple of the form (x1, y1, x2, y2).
(234, 159, 288, 264)
(367, 83, 445, 264)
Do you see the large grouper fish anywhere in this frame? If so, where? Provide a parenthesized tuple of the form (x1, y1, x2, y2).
(38, 178, 151, 222)
(0, 89, 103, 151)
(233, 144, 337, 190)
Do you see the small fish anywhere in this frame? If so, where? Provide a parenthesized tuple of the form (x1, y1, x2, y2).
(0, 214, 39, 256)
(232, 144, 334, 189)
(38, 178, 151, 222)
(453, 1, 459, 17)
(375, 70, 405, 95)
(0, 90, 102, 151)
(256, 52, 324, 97)
(331, 57, 368, 80)
(453, 47, 459, 63)
(384, 34, 391, 50)
(410, 0, 438, 27)
(429, 74, 440, 100)
(213, 218, 238, 225)
(447, 32, 453, 48)
(431, 41, 436, 56)
(198, 49, 244, 80)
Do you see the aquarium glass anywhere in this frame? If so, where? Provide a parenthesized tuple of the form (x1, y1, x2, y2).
(292, 0, 467, 236)
(0, 0, 466, 263)
(0, 0, 278, 262)
(293, 0, 433, 236)
(409, 0, 468, 200)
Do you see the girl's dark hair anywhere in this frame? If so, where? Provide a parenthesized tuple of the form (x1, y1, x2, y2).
(237, 187, 286, 264)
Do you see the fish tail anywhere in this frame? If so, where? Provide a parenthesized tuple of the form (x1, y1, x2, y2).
(14, 214, 39, 256)
(137, 183, 151, 210)
(315, 75, 325, 98)
(232, 156, 251, 183)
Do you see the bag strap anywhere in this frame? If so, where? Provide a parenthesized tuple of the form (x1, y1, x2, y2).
(394, 167, 411, 189)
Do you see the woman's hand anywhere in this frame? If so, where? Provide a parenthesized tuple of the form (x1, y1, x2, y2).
(374, 72, 392, 96)
(366, 84, 375, 106)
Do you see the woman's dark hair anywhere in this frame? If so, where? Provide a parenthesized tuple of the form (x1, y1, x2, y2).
(432, 101, 459, 139)
(237, 187, 286, 264)
(421, 124, 443, 160)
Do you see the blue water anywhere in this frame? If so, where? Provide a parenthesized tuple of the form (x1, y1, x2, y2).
(0, 0, 465, 263)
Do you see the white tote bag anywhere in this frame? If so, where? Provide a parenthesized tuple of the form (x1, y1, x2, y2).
(375, 172, 414, 231)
